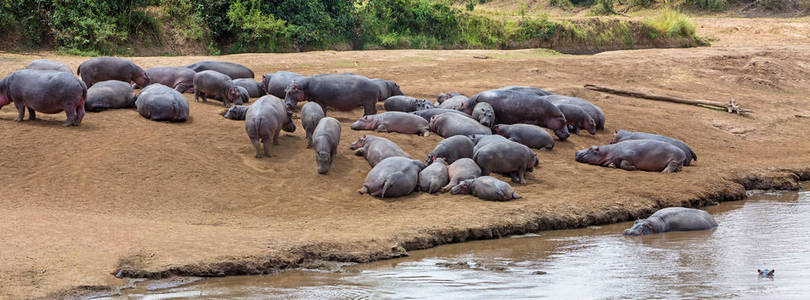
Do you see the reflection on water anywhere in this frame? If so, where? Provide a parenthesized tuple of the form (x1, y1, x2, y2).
(114, 185, 809, 299)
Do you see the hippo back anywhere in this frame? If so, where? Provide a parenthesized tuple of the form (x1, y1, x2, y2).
(136, 84, 189, 121)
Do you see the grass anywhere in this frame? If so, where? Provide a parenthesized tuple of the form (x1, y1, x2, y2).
(642, 10, 697, 38)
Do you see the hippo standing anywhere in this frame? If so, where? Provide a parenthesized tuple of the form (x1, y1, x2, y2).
(494, 124, 555, 150)
(544, 95, 605, 131)
(441, 158, 482, 192)
(135, 84, 189, 122)
(499, 86, 552, 96)
(438, 95, 472, 113)
(312, 117, 341, 174)
(223, 105, 249, 120)
(554, 103, 596, 135)
(419, 158, 449, 194)
(0, 69, 87, 126)
(262, 71, 305, 98)
(623, 207, 717, 236)
(24, 59, 72, 73)
(302, 102, 326, 148)
(233, 78, 266, 98)
(284, 74, 379, 116)
(436, 92, 462, 104)
(611, 130, 697, 166)
(426, 135, 474, 165)
(193, 70, 244, 107)
(349, 135, 411, 167)
(351, 112, 430, 136)
(471, 102, 495, 128)
(429, 112, 492, 138)
(474, 140, 538, 184)
(245, 96, 296, 158)
(412, 108, 472, 122)
(185, 61, 254, 79)
(575, 140, 686, 173)
(85, 80, 137, 112)
(371, 78, 403, 101)
(471, 89, 569, 140)
(450, 176, 521, 201)
(470, 134, 510, 153)
(77, 57, 149, 88)
(384, 96, 433, 112)
(142, 66, 196, 93)
(358, 157, 425, 198)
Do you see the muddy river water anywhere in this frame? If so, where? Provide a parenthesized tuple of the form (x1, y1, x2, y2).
(113, 184, 809, 299)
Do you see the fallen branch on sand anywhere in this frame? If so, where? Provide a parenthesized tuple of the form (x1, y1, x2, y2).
(584, 84, 753, 115)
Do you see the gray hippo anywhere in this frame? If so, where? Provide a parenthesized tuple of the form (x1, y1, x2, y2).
(383, 96, 433, 112)
(494, 124, 555, 150)
(349, 135, 411, 167)
(85, 80, 137, 112)
(312, 117, 341, 174)
(471, 89, 569, 140)
(426, 135, 474, 165)
(78, 57, 150, 88)
(351, 112, 430, 136)
(441, 158, 482, 192)
(262, 71, 305, 98)
(450, 176, 521, 201)
(135, 84, 189, 122)
(474, 140, 538, 184)
(419, 157, 449, 194)
(185, 61, 254, 79)
(371, 78, 403, 101)
(438, 95, 472, 113)
(470, 134, 510, 153)
(499, 85, 552, 96)
(284, 73, 379, 116)
(471, 102, 495, 128)
(222, 105, 249, 120)
(412, 108, 472, 122)
(436, 91, 462, 104)
(301, 102, 326, 148)
(0, 69, 87, 126)
(554, 103, 596, 135)
(544, 95, 605, 131)
(141, 67, 196, 93)
(25, 59, 72, 73)
(623, 207, 717, 236)
(193, 70, 245, 107)
(575, 140, 687, 173)
(358, 157, 426, 198)
(245, 95, 296, 158)
(611, 130, 697, 166)
(429, 112, 492, 138)
(758, 269, 774, 278)
(233, 78, 266, 98)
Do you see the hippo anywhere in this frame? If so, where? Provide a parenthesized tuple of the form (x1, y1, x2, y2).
(233, 78, 266, 98)
(611, 130, 697, 166)
(441, 158, 482, 192)
(419, 158, 450, 194)
(575, 140, 687, 173)
(77, 57, 149, 88)
(383, 96, 433, 112)
(262, 71, 305, 98)
(193, 70, 244, 107)
(371, 78, 403, 101)
(471, 89, 569, 140)
(426, 135, 474, 165)
(554, 103, 596, 135)
(245, 95, 296, 158)
(758, 269, 774, 278)
(544, 95, 605, 131)
(285, 74, 379, 116)
(470, 134, 510, 153)
(450, 176, 521, 201)
(438, 95, 473, 113)
(623, 207, 717, 236)
(0, 69, 87, 126)
(135, 84, 189, 122)
(184, 61, 254, 79)
(499, 86, 552, 96)
(349, 135, 411, 167)
(474, 140, 538, 184)
(412, 108, 472, 122)
(312, 117, 341, 174)
(436, 91, 462, 104)
(351, 112, 430, 136)
(24, 59, 72, 73)
(494, 124, 555, 150)
(358, 157, 426, 198)
(141, 67, 196, 93)
(222, 105, 249, 120)
(302, 102, 326, 148)
(471, 102, 495, 128)
(85, 80, 137, 112)
(429, 112, 492, 138)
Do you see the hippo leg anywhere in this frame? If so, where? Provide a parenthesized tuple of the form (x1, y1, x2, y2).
(363, 103, 377, 116)
(252, 139, 263, 158)
(358, 186, 368, 194)
(374, 124, 388, 133)
(661, 161, 682, 173)
(13, 102, 26, 122)
(263, 140, 272, 157)
(421, 129, 430, 137)
(74, 105, 85, 126)
(440, 180, 457, 193)
(63, 104, 76, 127)
(194, 90, 201, 102)
(272, 131, 280, 145)
(568, 125, 578, 135)
(618, 160, 636, 171)
(481, 167, 491, 176)
(354, 149, 365, 156)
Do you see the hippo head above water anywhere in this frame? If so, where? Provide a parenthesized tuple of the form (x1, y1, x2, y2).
(575, 146, 610, 166)
(284, 82, 305, 111)
(758, 269, 774, 278)
(350, 115, 378, 131)
(349, 135, 368, 150)
(623, 219, 658, 236)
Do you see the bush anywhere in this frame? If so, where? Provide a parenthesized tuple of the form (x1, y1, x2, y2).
(515, 16, 560, 42)
(643, 10, 696, 38)
(227, 0, 290, 52)
(685, 0, 727, 10)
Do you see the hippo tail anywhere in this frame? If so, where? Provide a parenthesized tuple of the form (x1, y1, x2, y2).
(76, 64, 81, 76)
(690, 149, 697, 162)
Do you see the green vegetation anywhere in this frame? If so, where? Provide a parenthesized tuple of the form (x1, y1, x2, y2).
(642, 10, 696, 38)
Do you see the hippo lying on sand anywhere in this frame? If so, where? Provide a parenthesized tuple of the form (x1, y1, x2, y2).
(575, 140, 687, 173)
(554, 103, 596, 135)
(351, 112, 430, 136)
(135, 84, 189, 122)
(471, 102, 495, 128)
(436, 92, 462, 104)
(86, 80, 137, 112)
(358, 157, 425, 198)
(142, 67, 196, 93)
(350, 135, 411, 167)
(78, 57, 149, 88)
(426, 135, 474, 165)
(623, 207, 717, 236)
(494, 124, 555, 150)
(611, 130, 697, 166)
(471, 89, 569, 140)
(441, 158, 481, 192)
(0, 69, 87, 126)
(544, 95, 605, 131)
(384, 96, 433, 112)
(412, 108, 472, 123)
(185, 61, 254, 79)
(430, 112, 492, 138)
(419, 158, 449, 194)
(450, 176, 521, 201)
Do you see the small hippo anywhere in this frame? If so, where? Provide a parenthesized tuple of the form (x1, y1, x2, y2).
(544, 95, 605, 131)
(358, 157, 426, 198)
(262, 71, 305, 98)
(193, 70, 244, 107)
(441, 158, 482, 192)
(494, 124, 555, 150)
(436, 91, 462, 104)
(351, 112, 430, 136)
(371, 78, 403, 101)
(611, 130, 697, 166)
(575, 140, 687, 173)
(429, 112, 492, 138)
(758, 269, 774, 278)
(222, 105, 249, 120)
(135, 84, 189, 122)
(185, 61, 254, 79)
(301, 102, 326, 148)
(472, 89, 569, 140)
(474, 141, 538, 184)
(349, 135, 411, 167)
(245, 95, 296, 158)
(312, 117, 341, 174)
(412, 108, 472, 122)
(384, 96, 433, 112)
(85, 80, 137, 112)
(419, 158, 450, 194)
(24, 59, 72, 73)
(77, 57, 149, 88)
(554, 103, 596, 135)
(141, 66, 196, 93)
(426, 135, 474, 165)
(450, 176, 521, 201)
(623, 207, 717, 236)
(470, 134, 510, 153)
(0, 69, 87, 126)
(438, 95, 473, 113)
(471, 102, 495, 128)
(233, 78, 266, 98)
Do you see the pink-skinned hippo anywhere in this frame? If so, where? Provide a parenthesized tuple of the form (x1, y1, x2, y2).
(77, 57, 149, 88)
(185, 61, 254, 79)
(371, 78, 403, 101)
(245, 96, 296, 158)
(471, 89, 569, 140)
(474, 140, 538, 184)
(450, 176, 521, 201)
(135, 84, 189, 122)
(575, 140, 686, 173)
(25, 59, 72, 73)
(429, 112, 491, 138)
(302, 102, 326, 148)
(494, 124, 555, 150)
(193, 70, 244, 108)
(140, 66, 196, 93)
(554, 103, 596, 135)
(349, 135, 411, 167)
(441, 158, 481, 192)
(284, 73, 379, 116)
(426, 135, 474, 165)
(419, 157, 449, 194)
(610, 130, 697, 166)
(85, 80, 137, 112)
(312, 117, 341, 174)
(351, 112, 430, 136)
(0, 70, 87, 126)
(623, 207, 717, 236)
(358, 157, 426, 198)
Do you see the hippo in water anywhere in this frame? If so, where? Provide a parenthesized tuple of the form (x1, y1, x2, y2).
(85, 80, 137, 112)
(371, 78, 403, 101)
(412, 108, 472, 123)
(312, 117, 341, 174)
(471, 89, 569, 140)
(245, 96, 296, 158)
(77, 57, 150, 88)
(262, 71, 305, 98)
(554, 103, 596, 135)
(351, 112, 430, 136)
(471, 102, 495, 128)
(141, 67, 196, 93)
(24, 59, 72, 73)
(429, 112, 492, 138)
(222, 105, 249, 120)
(419, 158, 449, 194)
(758, 269, 774, 278)
(349, 135, 411, 167)
(623, 207, 717, 236)
(494, 124, 555, 150)
(544, 95, 605, 131)
(611, 130, 697, 166)
(233, 78, 266, 98)
(358, 157, 426, 198)
(384, 96, 433, 112)
(285, 73, 380, 116)
(135, 84, 189, 122)
(474, 140, 538, 184)
(185, 61, 254, 79)
(193, 70, 245, 107)
(301, 102, 326, 148)
(426, 135, 474, 165)
(0, 69, 87, 126)
(441, 158, 482, 192)
(436, 92, 462, 105)
(575, 140, 687, 173)
(450, 176, 521, 201)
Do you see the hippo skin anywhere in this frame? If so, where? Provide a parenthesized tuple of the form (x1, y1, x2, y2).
(312, 117, 341, 174)
(349, 135, 411, 167)
(301, 102, 326, 148)
(441, 158, 482, 192)
(429, 112, 492, 138)
(426, 135, 474, 165)
(544, 94, 605, 131)
(85, 80, 137, 112)
(0, 69, 87, 126)
(141, 67, 196, 93)
(193, 70, 244, 107)
(371, 78, 403, 101)
(351, 112, 430, 136)
(623, 207, 717, 236)
(437, 95, 472, 113)
(285, 74, 379, 116)
(436, 91, 462, 104)
(494, 124, 555, 150)
(575, 140, 687, 173)
(233, 78, 266, 98)
(611, 130, 697, 166)
(412, 108, 472, 123)
(185, 61, 254, 79)
(419, 158, 450, 194)
(554, 103, 596, 135)
(471, 102, 495, 128)
(470, 134, 510, 153)
(758, 269, 774, 278)
(25, 59, 72, 73)
(223, 105, 249, 120)
(262, 71, 305, 98)
(498, 86, 552, 96)
(245, 96, 296, 158)
(471, 89, 569, 140)
(473, 140, 538, 184)
(77, 57, 149, 88)
(384, 96, 433, 112)
(358, 157, 426, 198)
(450, 176, 521, 201)
(135, 84, 189, 122)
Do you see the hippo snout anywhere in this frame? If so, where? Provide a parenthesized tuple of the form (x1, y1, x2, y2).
(575, 150, 586, 162)
(623, 229, 640, 236)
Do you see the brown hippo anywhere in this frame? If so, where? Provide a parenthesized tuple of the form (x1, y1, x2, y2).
(141, 66, 196, 93)
(312, 117, 341, 174)
(24, 59, 72, 73)
(610, 130, 697, 166)
(245, 96, 296, 158)
(77, 57, 149, 88)
(494, 124, 555, 150)
(349, 135, 411, 167)
(471, 89, 569, 140)
(0, 69, 87, 126)
(575, 140, 687, 173)
(358, 157, 426, 198)
(351, 112, 430, 136)
(193, 70, 244, 108)
(441, 158, 482, 192)
(185, 61, 254, 79)
(429, 112, 492, 138)
(450, 176, 522, 201)
(426, 135, 474, 165)
(284, 73, 379, 116)
(623, 207, 717, 236)
(419, 158, 449, 194)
